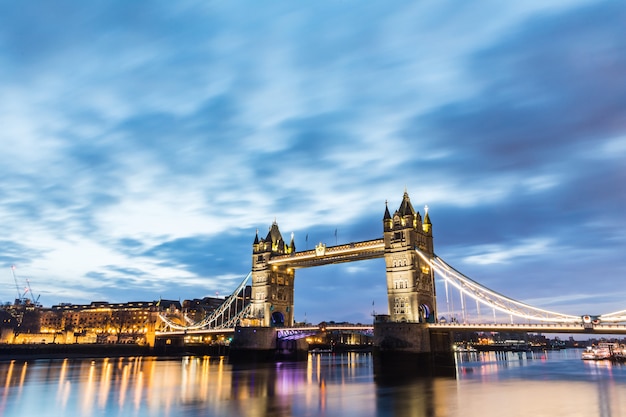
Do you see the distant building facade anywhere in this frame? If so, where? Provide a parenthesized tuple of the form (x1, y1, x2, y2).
(1, 299, 180, 345)
(1, 290, 249, 345)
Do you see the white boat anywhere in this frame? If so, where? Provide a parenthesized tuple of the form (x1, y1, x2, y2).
(581, 343, 617, 360)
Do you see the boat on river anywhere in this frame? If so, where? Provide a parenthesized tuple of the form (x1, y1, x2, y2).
(581, 343, 618, 360)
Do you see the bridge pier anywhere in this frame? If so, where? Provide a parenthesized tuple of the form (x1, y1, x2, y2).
(373, 318, 455, 376)
(152, 334, 186, 355)
(229, 326, 308, 362)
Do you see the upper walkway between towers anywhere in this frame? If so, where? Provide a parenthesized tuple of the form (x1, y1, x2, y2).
(268, 239, 385, 268)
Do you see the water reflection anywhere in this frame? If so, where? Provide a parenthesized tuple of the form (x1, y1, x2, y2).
(1, 351, 626, 416)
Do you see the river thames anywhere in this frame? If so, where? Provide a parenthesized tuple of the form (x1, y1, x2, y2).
(1, 349, 625, 417)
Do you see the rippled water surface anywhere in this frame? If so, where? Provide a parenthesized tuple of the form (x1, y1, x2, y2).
(2, 350, 626, 416)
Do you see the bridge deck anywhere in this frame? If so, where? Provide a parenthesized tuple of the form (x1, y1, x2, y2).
(429, 322, 626, 334)
(157, 322, 626, 337)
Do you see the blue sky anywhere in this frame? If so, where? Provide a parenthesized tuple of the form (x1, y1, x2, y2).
(1, 1, 625, 324)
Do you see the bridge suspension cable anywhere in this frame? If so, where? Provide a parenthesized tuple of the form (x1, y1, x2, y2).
(414, 249, 581, 323)
(158, 272, 252, 331)
(598, 309, 626, 323)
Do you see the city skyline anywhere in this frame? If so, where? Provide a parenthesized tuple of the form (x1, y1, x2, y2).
(1, 1, 625, 324)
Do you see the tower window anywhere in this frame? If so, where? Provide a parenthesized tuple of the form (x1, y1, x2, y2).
(393, 258, 408, 267)
(394, 297, 410, 314)
(394, 280, 408, 289)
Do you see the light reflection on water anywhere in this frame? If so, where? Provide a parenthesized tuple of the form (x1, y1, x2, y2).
(1, 350, 626, 416)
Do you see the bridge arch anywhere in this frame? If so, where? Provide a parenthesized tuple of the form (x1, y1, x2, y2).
(271, 311, 285, 326)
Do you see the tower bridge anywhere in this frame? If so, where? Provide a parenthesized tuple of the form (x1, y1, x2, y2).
(248, 191, 435, 328)
(156, 190, 626, 363)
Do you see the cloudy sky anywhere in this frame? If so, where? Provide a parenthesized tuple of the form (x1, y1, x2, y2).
(1, 1, 625, 324)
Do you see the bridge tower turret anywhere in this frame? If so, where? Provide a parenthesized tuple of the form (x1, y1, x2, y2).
(383, 191, 436, 323)
(250, 221, 296, 327)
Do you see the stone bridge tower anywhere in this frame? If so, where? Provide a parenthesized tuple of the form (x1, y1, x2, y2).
(250, 221, 296, 327)
(383, 191, 436, 323)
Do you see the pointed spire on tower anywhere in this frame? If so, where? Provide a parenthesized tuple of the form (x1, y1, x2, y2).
(265, 221, 285, 252)
(423, 204, 432, 233)
(397, 190, 416, 217)
(383, 200, 391, 220)
(253, 228, 259, 245)
(289, 232, 296, 253)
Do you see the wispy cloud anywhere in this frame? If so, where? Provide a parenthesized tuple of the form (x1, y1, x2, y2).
(462, 239, 557, 265)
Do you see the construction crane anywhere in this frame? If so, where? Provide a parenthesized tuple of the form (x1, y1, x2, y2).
(10, 265, 40, 306)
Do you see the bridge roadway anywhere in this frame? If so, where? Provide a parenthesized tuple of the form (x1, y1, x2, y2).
(430, 322, 626, 334)
(155, 324, 375, 339)
(156, 322, 626, 339)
